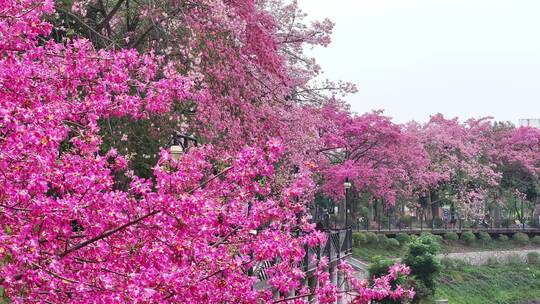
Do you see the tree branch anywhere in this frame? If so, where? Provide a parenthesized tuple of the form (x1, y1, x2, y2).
(96, 0, 126, 32)
(58, 210, 159, 258)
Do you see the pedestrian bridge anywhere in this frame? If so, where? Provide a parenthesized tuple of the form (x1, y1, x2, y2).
(254, 228, 352, 290)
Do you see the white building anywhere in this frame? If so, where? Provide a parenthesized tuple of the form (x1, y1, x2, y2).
(519, 118, 540, 128)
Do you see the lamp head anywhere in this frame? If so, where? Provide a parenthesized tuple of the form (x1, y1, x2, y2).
(170, 145, 183, 161)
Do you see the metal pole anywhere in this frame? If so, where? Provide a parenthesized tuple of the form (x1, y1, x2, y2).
(378, 204, 381, 232)
(344, 178, 351, 229)
(345, 187, 348, 228)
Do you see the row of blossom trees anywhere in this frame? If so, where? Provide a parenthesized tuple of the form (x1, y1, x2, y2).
(320, 107, 540, 228)
(1, 0, 539, 303)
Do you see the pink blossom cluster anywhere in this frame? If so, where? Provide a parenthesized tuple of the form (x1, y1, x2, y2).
(0, 1, 415, 303)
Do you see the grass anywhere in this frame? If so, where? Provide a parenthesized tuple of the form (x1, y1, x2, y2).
(352, 245, 403, 261)
(430, 263, 540, 304)
(353, 233, 540, 303)
(438, 239, 537, 254)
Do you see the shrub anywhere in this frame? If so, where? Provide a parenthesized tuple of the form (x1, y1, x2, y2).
(460, 231, 476, 244)
(368, 255, 394, 278)
(420, 232, 442, 242)
(527, 252, 540, 265)
(513, 232, 529, 244)
(403, 233, 441, 297)
(386, 238, 400, 248)
(443, 232, 459, 241)
(377, 234, 389, 246)
(498, 234, 509, 241)
(395, 232, 411, 245)
(532, 235, 540, 245)
(353, 232, 367, 246)
(365, 232, 378, 244)
(507, 254, 523, 265)
(486, 256, 499, 266)
(440, 257, 453, 269)
(477, 231, 491, 243)
(367, 256, 406, 304)
(411, 278, 432, 301)
(440, 257, 467, 270)
(420, 231, 434, 238)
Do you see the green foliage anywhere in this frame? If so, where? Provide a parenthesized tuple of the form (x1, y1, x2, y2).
(352, 246, 401, 261)
(440, 257, 468, 270)
(98, 115, 185, 179)
(498, 234, 509, 241)
(532, 235, 540, 245)
(403, 233, 441, 298)
(413, 278, 436, 301)
(368, 255, 395, 278)
(443, 232, 459, 241)
(367, 256, 406, 304)
(365, 232, 378, 244)
(486, 256, 499, 266)
(512, 232, 529, 244)
(507, 254, 523, 265)
(419, 231, 433, 238)
(377, 233, 389, 246)
(434, 263, 540, 304)
(477, 231, 491, 243)
(353, 232, 368, 246)
(386, 238, 400, 248)
(358, 206, 369, 218)
(460, 231, 476, 244)
(527, 252, 540, 265)
(419, 231, 443, 242)
(395, 232, 411, 244)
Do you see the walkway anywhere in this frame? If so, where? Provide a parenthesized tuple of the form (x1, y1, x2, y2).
(347, 248, 540, 281)
(438, 248, 540, 265)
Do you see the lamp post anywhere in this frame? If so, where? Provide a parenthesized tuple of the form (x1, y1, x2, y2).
(344, 178, 352, 228)
(170, 130, 197, 160)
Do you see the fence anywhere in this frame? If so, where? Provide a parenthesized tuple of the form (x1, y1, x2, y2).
(256, 228, 352, 282)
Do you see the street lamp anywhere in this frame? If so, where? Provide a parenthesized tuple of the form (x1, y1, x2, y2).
(344, 178, 352, 228)
(170, 130, 197, 161)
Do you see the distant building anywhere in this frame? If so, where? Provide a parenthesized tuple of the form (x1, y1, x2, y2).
(519, 118, 540, 128)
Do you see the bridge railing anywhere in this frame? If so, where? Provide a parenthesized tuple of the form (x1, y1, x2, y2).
(255, 228, 352, 282)
(352, 219, 540, 235)
(352, 210, 539, 234)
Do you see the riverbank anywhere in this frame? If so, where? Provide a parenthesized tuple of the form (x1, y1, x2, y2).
(429, 263, 540, 304)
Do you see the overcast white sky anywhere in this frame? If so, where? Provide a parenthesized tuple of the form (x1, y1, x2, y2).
(297, 0, 540, 124)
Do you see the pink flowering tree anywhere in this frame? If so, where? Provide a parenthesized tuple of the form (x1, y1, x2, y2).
(55, 0, 356, 156)
(488, 123, 540, 225)
(0, 1, 416, 303)
(406, 114, 500, 221)
(316, 103, 430, 227)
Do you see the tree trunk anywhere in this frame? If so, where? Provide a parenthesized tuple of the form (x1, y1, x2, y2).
(492, 205, 501, 228)
(368, 201, 375, 224)
(431, 191, 440, 220)
(425, 194, 432, 223)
